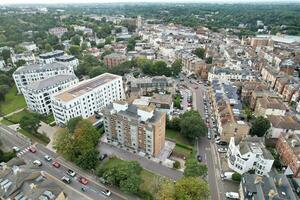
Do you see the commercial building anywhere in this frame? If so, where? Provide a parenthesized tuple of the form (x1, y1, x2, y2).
(227, 137, 274, 176)
(52, 73, 124, 125)
(39, 50, 64, 64)
(103, 53, 127, 68)
(102, 101, 166, 157)
(22, 75, 78, 114)
(13, 62, 74, 93)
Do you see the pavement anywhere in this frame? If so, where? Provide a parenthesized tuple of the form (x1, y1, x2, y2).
(98, 142, 183, 180)
(0, 125, 133, 200)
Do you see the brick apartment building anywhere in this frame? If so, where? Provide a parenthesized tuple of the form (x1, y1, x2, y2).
(103, 53, 127, 68)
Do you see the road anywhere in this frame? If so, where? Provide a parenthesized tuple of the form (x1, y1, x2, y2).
(0, 125, 130, 200)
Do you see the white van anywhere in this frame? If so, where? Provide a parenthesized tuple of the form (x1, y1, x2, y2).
(33, 160, 42, 167)
(221, 172, 234, 180)
(225, 192, 239, 199)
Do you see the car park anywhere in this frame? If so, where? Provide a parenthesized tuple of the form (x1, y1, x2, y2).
(44, 155, 52, 162)
(52, 161, 61, 168)
(78, 176, 88, 185)
(101, 189, 111, 197)
(33, 160, 42, 167)
(225, 192, 239, 199)
(29, 147, 36, 153)
(61, 176, 71, 184)
(67, 169, 76, 177)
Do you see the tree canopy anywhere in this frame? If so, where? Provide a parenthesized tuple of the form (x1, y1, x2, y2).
(184, 159, 208, 177)
(250, 116, 271, 137)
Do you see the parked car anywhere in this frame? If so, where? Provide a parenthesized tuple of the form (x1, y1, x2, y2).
(12, 146, 20, 152)
(33, 160, 42, 167)
(225, 192, 239, 199)
(218, 147, 228, 153)
(78, 176, 88, 185)
(99, 154, 108, 161)
(44, 155, 52, 162)
(218, 141, 228, 146)
(197, 155, 202, 162)
(61, 176, 71, 184)
(29, 147, 36, 153)
(221, 172, 234, 180)
(67, 169, 76, 177)
(207, 130, 211, 140)
(101, 189, 111, 197)
(52, 161, 61, 168)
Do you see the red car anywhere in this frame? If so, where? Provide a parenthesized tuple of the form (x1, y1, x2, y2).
(28, 147, 36, 153)
(52, 161, 61, 168)
(78, 176, 88, 185)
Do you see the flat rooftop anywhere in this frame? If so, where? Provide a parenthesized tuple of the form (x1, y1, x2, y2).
(54, 73, 119, 102)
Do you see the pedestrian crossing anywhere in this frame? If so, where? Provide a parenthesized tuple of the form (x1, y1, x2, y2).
(16, 145, 34, 157)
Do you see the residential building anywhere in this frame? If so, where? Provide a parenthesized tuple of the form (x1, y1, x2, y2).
(20, 42, 38, 52)
(250, 90, 279, 110)
(22, 75, 78, 114)
(227, 137, 274, 175)
(13, 62, 74, 93)
(240, 81, 268, 103)
(254, 96, 286, 117)
(49, 27, 68, 38)
(0, 160, 67, 200)
(208, 66, 256, 82)
(55, 55, 79, 68)
(124, 74, 175, 97)
(11, 52, 36, 65)
(103, 53, 127, 68)
(39, 50, 64, 64)
(250, 37, 273, 49)
(240, 173, 298, 200)
(267, 115, 300, 139)
(276, 133, 300, 178)
(102, 101, 166, 157)
(51, 73, 124, 126)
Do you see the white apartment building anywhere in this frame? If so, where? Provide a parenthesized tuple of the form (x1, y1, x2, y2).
(39, 50, 64, 64)
(51, 73, 125, 126)
(227, 137, 274, 176)
(22, 75, 78, 115)
(208, 66, 256, 82)
(13, 62, 74, 93)
(55, 55, 79, 69)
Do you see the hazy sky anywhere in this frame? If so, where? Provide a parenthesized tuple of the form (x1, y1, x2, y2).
(1, 0, 299, 4)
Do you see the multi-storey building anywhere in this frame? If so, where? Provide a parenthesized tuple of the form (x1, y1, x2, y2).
(48, 27, 68, 38)
(39, 50, 64, 64)
(266, 115, 300, 139)
(13, 62, 74, 93)
(51, 73, 124, 126)
(276, 133, 300, 178)
(55, 55, 79, 68)
(254, 96, 286, 117)
(102, 101, 166, 157)
(22, 75, 78, 114)
(103, 53, 127, 68)
(208, 66, 256, 82)
(227, 137, 274, 176)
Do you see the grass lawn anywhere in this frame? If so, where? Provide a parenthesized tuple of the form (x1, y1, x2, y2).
(0, 118, 14, 125)
(41, 114, 55, 124)
(19, 129, 50, 145)
(166, 129, 192, 146)
(173, 144, 193, 158)
(6, 110, 30, 123)
(140, 169, 166, 196)
(0, 86, 26, 116)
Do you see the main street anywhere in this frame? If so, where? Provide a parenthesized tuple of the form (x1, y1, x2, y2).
(0, 125, 131, 200)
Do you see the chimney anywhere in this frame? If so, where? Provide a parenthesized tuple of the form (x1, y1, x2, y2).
(254, 176, 263, 185)
(268, 189, 278, 200)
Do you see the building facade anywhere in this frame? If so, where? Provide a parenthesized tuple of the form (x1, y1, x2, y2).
(102, 101, 166, 157)
(103, 53, 127, 68)
(13, 62, 74, 93)
(22, 75, 78, 114)
(51, 73, 124, 125)
(39, 50, 64, 64)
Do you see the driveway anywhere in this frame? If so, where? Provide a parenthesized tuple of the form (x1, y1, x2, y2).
(98, 142, 183, 180)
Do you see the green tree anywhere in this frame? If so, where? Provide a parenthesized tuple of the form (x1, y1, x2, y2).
(89, 67, 107, 78)
(206, 56, 213, 64)
(171, 59, 182, 76)
(68, 45, 81, 57)
(250, 116, 270, 137)
(192, 48, 205, 59)
(54, 129, 76, 161)
(120, 174, 143, 194)
(232, 172, 242, 182)
(19, 115, 40, 134)
(127, 37, 136, 51)
(71, 35, 81, 45)
(184, 159, 207, 177)
(75, 149, 98, 170)
(66, 116, 82, 133)
(156, 181, 175, 200)
(180, 110, 207, 141)
(173, 160, 181, 169)
(44, 43, 52, 51)
(15, 59, 26, 67)
(175, 177, 210, 200)
(1, 49, 11, 63)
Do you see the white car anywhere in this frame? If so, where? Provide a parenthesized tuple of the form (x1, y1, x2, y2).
(225, 192, 239, 199)
(12, 146, 20, 152)
(44, 155, 52, 162)
(101, 189, 111, 196)
(33, 160, 42, 167)
(67, 169, 76, 177)
(218, 147, 228, 153)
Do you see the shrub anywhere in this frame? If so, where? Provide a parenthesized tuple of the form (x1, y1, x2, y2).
(173, 160, 181, 169)
(232, 172, 242, 182)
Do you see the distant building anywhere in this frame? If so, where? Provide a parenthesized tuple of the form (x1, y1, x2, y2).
(20, 42, 38, 52)
(227, 137, 274, 175)
(103, 53, 127, 68)
(39, 50, 64, 64)
(267, 115, 300, 139)
(11, 52, 36, 65)
(22, 75, 78, 114)
(51, 73, 124, 126)
(102, 101, 166, 157)
(49, 27, 68, 38)
(55, 55, 79, 68)
(13, 62, 74, 93)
